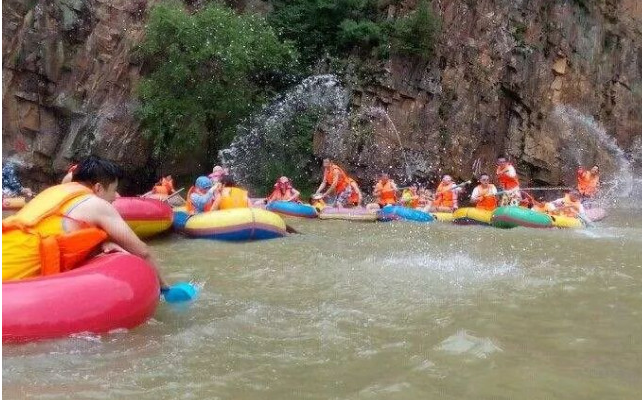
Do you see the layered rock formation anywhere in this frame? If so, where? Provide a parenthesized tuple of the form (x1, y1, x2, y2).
(319, 0, 641, 188)
(2, 0, 641, 192)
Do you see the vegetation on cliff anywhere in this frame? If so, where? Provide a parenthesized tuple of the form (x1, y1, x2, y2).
(136, 1, 298, 157)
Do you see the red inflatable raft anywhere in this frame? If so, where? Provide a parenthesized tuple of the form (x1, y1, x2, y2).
(113, 197, 173, 238)
(2, 253, 159, 344)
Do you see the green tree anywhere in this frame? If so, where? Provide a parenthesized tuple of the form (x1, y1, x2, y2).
(390, 0, 440, 60)
(136, 1, 298, 157)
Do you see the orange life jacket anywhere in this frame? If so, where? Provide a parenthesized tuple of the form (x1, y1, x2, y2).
(577, 170, 599, 197)
(324, 163, 349, 194)
(186, 186, 214, 214)
(375, 180, 397, 205)
(475, 184, 498, 211)
(434, 182, 457, 208)
(268, 186, 297, 202)
(219, 187, 249, 210)
(496, 164, 520, 190)
(347, 178, 360, 205)
(153, 177, 174, 195)
(2, 183, 108, 281)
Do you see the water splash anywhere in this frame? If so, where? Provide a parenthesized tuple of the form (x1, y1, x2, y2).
(551, 105, 635, 202)
(219, 75, 349, 192)
(359, 107, 414, 181)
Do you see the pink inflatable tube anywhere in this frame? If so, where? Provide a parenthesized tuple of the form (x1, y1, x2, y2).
(2, 253, 159, 344)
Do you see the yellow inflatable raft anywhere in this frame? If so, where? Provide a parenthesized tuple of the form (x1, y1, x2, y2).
(431, 212, 454, 223)
(452, 207, 492, 225)
(177, 208, 287, 241)
(550, 214, 584, 229)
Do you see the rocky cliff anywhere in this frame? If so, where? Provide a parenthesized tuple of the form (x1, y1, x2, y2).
(2, 0, 641, 193)
(316, 0, 641, 189)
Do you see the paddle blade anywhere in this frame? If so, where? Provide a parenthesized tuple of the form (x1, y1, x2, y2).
(162, 282, 198, 303)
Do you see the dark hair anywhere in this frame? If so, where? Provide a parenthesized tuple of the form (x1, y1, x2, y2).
(220, 174, 237, 187)
(72, 155, 124, 187)
(479, 173, 490, 179)
(497, 155, 507, 160)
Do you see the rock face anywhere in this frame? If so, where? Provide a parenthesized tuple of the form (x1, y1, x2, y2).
(2, 0, 151, 191)
(321, 0, 641, 189)
(2, 0, 641, 192)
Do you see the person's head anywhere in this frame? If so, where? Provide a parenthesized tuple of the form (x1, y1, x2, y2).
(195, 176, 212, 191)
(441, 174, 453, 183)
(591, 165, 599, 174)
(497, 156, 508, 166)
(479, 173, 490, 185)
(220, 174, 237, 188)
(379, 172, 389, 182)
(276, 176, 291, 191)
(72, 156, 123, 202)
(322, 158, 331, 168)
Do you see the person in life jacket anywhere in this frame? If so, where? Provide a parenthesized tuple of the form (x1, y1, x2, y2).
(211, 175, 252, 210)
(186, 176, 217, 214)
(577, 165, 600, 198)
(346, 178, 363, 207)
(417, 187, 433, 209)
(550, 190, 587, 218)
(371, 172, 398, 209)
(152, 175, 175, 196)
(496, 156, 522, 206)
(431, 175, 462, 212)
(209, 165, 228, 184)
(266, 176, 301, 203)
(2, 155, 169, 289)
(314, 158, 353, 207)
(469, 173, 498, 211)
(401, 183, 420, 208)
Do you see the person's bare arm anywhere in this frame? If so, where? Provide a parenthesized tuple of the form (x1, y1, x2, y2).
(323, 171, 339, 197)
(74, 198, 169, 288)
(288, 189, 301, 202)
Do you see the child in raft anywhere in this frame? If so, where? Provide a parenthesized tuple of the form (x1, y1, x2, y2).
(265, 176, 301, 204)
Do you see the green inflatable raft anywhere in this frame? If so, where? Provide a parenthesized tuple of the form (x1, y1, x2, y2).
(491, 206, 553, 229)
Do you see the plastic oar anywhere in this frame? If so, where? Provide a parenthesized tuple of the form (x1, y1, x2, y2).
(161, 282, 198, 303)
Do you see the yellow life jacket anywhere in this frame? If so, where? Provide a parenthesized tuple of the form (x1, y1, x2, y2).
(2, 183, 108, 281)
(219, 187, 249, 210)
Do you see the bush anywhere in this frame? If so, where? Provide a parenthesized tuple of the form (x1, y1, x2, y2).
(390, 0, 440, 60)
(136, 1, 298, 157)
(268, 0, 383, 65)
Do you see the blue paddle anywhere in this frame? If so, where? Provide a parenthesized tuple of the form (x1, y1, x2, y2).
(161, 282, 198, 303)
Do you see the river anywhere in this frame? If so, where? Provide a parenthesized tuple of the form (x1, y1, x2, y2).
(3, 207, 641, 399)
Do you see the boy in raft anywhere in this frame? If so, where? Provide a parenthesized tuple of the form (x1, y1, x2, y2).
(549, 190, 588, 219)
(314, 158, 354, 208)
(369, 172, 398, 210)
(2, 155, 170, 290)
(2, 161, 34, 198)
(186, 176, 218, 213)
(496, 156, 522, 206)
(346, 177, 363, 207)
(577, 165, 600, 198)
(400, 183, 420, 208)
(469, 173, 498, 210)
(211, 175, 253, 210)
(430, 175, 462, 212)
(266, 176, 301, 203)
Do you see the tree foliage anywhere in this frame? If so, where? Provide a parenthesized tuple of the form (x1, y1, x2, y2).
(136, 1, 298, 156)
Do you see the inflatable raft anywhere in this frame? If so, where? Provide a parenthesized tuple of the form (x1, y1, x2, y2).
(175, 208, 287, 241)
(550, 214, 584, 229)
(491, 206, 553, 229)
(2, 253, 159, 343)
(2, 197, 26, 211)
(318, 207, 378, 222)
(452, 207, 492, 226)
(266, 201, 318, 218)
(431, 212, 455, 223)
(113, 197, 174, 238)
(378, 205, 434, 222)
